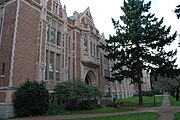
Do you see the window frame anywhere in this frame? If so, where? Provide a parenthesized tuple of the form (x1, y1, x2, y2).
(52, 1, 58, 15)
(57, 31, 61, 46)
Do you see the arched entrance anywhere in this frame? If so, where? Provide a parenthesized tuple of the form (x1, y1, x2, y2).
(85, 70, 96, 85)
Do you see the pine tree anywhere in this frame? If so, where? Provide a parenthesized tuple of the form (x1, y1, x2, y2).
(101, 0, 177, 105)
(175, 4, 180, 47)
(175, 5, 180, 19)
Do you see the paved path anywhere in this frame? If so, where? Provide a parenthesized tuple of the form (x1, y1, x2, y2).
(158, 94, 175, 120)
(158, 94, 180, 120)
(10, 95, 180, 120)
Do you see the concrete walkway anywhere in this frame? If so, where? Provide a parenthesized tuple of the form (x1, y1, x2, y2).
(158, 94, 180, 120)
(158, 94, 175, 120)
(10, 95, 180, 120)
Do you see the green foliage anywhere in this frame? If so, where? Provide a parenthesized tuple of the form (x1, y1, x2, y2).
(175, 112, 180, 120)
(58, 107, 131, 115)
(100, 0, 177, 105)
(78, 100, 101, 110)
(175, 5, 180, 19)
(143, 91, 154, 96)
(102, 0, 177, 86)
(45, 102, 65, 115)
(87, 85, 102, 99)
(72, 112, 158, 120)
(14, 81, 50, 116)
(169, 96, 180, 106)
(54, 79, 102, 109)
(143, 90, 163, 96)
(119, 96, 163, 107)
(151, 75, 180, 101)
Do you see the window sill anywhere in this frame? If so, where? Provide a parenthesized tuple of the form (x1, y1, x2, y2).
(0, 75, 4, 78)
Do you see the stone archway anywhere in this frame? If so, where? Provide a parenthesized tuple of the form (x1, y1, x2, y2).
(85, 70, 96, 85)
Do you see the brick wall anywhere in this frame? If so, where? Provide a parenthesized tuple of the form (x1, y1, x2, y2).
(75, 31, 81, 77)
(0, 92, 6, 102)
(12, 1, 40, 87)
(0, 1, 17, 87)
(47, 0, 52, 11)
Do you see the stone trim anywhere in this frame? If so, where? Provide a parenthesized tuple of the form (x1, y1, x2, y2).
(9, 0, 20, 87)
(22, 0, 41, 12)
(0, 103, 14, 118)
(0, 5, 5, 45)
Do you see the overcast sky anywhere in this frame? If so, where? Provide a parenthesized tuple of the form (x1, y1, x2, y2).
(60, 0, 180, 66)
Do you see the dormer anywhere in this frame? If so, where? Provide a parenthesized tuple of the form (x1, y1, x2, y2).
(52, 0, 60, 15)
(80, 7, 95, 27)
(46, 0, 63, 18)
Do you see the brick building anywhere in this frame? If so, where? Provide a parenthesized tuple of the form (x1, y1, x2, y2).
(0, 0, 151, 118)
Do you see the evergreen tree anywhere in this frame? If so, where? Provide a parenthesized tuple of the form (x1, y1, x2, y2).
(175, 5, 180, 19)
(101, 0, 177, 105)
(175, 4, 180, 47)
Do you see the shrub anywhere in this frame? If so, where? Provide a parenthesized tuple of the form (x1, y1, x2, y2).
(45, 102, 65, 115)
(14, 81, 50, 116)
(143, 91, 154, 96)
(78, 99, 102, 110)
(87, 85, 102, 99)
(54, 79, 102, 110)
(143, 90, 164, 96)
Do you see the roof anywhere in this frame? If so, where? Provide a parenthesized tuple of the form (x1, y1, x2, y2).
(0, 0, 9, 4)
(68, 12, 85, 20)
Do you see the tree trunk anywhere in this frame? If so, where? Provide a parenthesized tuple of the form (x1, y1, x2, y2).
(138, 76, 143, 105)
(137, 48, 143, 105)
(136, 35, 143, 105)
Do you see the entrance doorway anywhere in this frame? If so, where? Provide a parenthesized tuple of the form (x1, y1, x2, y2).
(85, 70, 96, 85)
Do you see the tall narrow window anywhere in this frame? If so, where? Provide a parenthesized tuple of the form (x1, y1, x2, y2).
(68, 36, 71, 50)
(96, 46, 99, 57)
(51, 27, 55, 44)
(45, 50, 49, 80)
(57, 31, 61, 46)
(46, 25, 50, 42)
(84, 34, 88, 52)
(93, 44, 95, 56)
(56, 54, 60, 81)
(0, 16, 2, 34)
(49, 52, 55, 80)
(68, 57, 70, 80)
(0, 7, 3, 35)
(90, 42, 92, 54)
(1, 63, 5, 76)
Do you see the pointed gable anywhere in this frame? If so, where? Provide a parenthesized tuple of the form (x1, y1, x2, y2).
(68, 7, 95, 27)
(80, 7, 95, 27)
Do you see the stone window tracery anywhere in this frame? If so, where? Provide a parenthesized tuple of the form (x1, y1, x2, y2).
(84, 34, 88, 52)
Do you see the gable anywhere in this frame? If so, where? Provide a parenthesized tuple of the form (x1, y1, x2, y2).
(80, 7, 95, 27)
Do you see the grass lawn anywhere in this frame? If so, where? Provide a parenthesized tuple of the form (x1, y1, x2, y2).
(119, 96, 164, 107)
(59, 107, 133, 115)
(71, 112, 158, 120)
(175, 112, 180, 120)
(169, 96, 180, 106)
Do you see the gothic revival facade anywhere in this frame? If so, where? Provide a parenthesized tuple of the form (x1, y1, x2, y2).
(0, 0, 151, 118)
